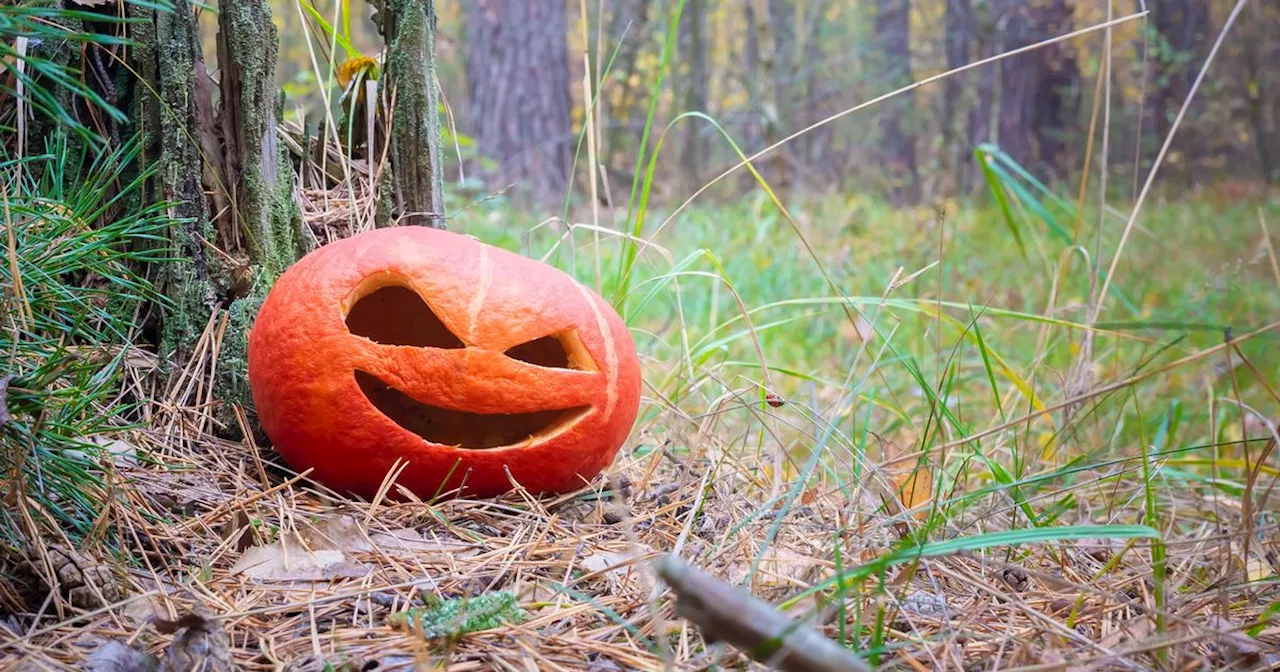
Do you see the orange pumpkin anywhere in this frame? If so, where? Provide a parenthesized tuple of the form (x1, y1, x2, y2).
(246, 227, 642, 500)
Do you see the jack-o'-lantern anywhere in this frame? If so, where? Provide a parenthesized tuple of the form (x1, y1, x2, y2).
(246, 227, 642, 500)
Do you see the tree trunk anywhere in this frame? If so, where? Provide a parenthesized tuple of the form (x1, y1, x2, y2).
(212, 0, 313, 434)
(994, 0, 1079, 180)
(969, 0, 997, 163)
(742, 0, 763, 191)
(800, 0, 829, 177)
(871, 0, 919, 206)
(467, 0, 575, 203)
(680, 0, 709, 184)
(1149, 0, 1210, 151)
(1240, 1, 1276, 184)
(151, 0, 221, 360)
(378, 0, 447, 226)
(943, 0, 973, 194)
(217, 0, 308, 275)
(768, 0, 794, 191)
(603, 0, 654, 186)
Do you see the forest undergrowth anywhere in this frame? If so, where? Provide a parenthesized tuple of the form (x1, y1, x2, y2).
(3, 0, 1280, 669)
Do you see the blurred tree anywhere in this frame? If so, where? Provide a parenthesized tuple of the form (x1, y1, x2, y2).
(768, 0, 795, 191)
(1148, 0, 1209, 147)
(994, 0, 1080, 180)
(466, 0, 574, 202)
(742, 0, 764, 191)
(681, 0, 709, 184)
(1238, 0, 1277, 184)
(942, 0, 974, 194)
(871, 0, 920, 205)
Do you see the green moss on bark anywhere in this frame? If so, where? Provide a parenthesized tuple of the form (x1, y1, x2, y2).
(212, 0, 309, 434)
(380, 0, 446, 227)
(218, 0, 307, 278)
(155, 0, 220, 362)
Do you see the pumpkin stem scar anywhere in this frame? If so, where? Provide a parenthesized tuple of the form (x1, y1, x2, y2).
(354, 370, 591, 449)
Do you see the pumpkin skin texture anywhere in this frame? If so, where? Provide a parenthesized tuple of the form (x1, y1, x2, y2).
(246, 227, 642, 500)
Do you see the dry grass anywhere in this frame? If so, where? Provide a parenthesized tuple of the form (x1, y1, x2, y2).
(2, 297, 1278, 670)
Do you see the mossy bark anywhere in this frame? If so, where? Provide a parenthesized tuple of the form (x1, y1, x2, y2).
(153, 0, 222, 362)
(377, 0, 446, 228)
(217, 0, 309, 277)
(213, 0, 310, 433)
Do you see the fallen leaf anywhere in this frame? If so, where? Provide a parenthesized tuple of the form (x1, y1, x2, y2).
(299, 515, 474, 558)
(84, 640, 158, 672)
(729, 547, 820, 588)
(86, 435, 139, 467)
(221, 510, 255, 552)
(581, 546, 656, 592)
(1098, 617, 1152, 649)
(229, 534, 369, 581)
(900, 591, 949, 618)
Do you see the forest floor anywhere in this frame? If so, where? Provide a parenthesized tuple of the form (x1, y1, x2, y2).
(5, 179, 1280, 670)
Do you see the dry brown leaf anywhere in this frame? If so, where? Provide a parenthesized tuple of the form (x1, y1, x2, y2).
(1098, 617, 1152, 649)
(86, 435, 139, 467)
(729, 547, 820, 588)
(122, 596, 168, 627)
(301, 515, 472, 555)
(581, 545, 656, 592)
(229, 534, 369, 582)
(839, 313, 875, 344)
(892, 467, 933, 515)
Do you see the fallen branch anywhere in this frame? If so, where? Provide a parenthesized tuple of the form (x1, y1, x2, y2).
(655, 555, 871, 672)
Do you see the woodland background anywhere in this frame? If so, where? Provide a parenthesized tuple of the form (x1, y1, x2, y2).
(257, 0, 1279, 207)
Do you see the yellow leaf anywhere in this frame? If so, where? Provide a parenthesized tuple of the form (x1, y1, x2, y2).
(337, 57, 379, 88)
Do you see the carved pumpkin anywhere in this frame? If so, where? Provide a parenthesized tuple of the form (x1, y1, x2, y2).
(246, 227, 642, 499)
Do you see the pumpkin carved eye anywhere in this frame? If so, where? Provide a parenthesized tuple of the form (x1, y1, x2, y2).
(345, 284, 465, 348)
(504, 329, 596, 371)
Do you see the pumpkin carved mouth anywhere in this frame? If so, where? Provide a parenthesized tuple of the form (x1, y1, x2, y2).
(355, 370, 591, 449)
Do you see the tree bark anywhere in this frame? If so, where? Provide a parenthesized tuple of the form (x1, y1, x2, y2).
(378, 0, 447, 226)
(969, 0, 997, 160)
(1240, 1, 1276, 184)
(943, 0, 974, 194)
(994, 0, 1079, 180)
(603, 0, 654, 186)
(742, 0, 763, 191)
(800, 0, 829, 177)
(466, 0, 575, 203)
(214, 0, 312, 435)
(217, 0, 308, 275)
(768, 0, 794, 191)
(680, 0, 709, 184)
(1149, 0, 1209, 151)
(151, 0, 221, 360)
(871, 0, 919, 206)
